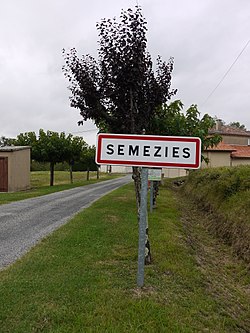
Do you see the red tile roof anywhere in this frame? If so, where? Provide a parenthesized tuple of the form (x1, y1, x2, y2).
(205, 142, 237, 152)
(230, 145, 250, 158)
(206, 142, 250, 158)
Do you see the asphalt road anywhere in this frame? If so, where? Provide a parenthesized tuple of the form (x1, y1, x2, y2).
(0, 175, 132, 269)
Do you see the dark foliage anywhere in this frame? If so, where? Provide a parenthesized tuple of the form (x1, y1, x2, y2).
(63, 6, 176, 134)
(72, 146, 97, 171)
(0, 136, 16, 146)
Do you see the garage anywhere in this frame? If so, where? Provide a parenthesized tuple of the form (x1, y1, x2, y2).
(0, 146, 31, 192)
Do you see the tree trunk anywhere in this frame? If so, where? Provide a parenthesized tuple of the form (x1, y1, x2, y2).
(50, 162, 55, 186)
(69, 164, 73, 184)
(132, 166, 141, 217)
(153, 181, 160, 208)
(130, 88, 135, 133)
(145, 211, 151, 264)
(132, 166, 152, 264)
(87, 167, 90, 181)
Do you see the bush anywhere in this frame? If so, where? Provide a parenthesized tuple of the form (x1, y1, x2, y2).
(31, 161, 69, 171)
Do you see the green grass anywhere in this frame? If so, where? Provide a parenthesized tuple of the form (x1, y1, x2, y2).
(183, 166, 250, 264)
(1, 183, 249, 332)
(0, 171, 122, 205)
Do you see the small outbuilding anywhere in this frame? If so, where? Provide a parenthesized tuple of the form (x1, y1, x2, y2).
(0, 146, 31, 192)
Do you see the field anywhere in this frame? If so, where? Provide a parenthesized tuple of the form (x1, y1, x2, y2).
(0, 169, 249, 332)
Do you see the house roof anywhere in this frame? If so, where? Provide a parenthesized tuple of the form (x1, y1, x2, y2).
(230, 145, 250, 158)
(205, 142, 250, 158)
(0, 146, 31, 152)
(209, 125, 250, 137)
(205, 142, 237, 152)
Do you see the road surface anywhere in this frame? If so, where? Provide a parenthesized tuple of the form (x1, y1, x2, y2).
(0, 175, 132, 269)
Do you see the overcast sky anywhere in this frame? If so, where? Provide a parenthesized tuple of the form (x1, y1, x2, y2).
(0, 0, 249, 145)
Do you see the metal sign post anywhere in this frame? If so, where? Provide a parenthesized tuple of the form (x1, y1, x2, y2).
(150, 181, 154, 213)
(137, 167, 148, 287)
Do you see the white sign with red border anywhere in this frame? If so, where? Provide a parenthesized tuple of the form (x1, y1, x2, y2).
(96, 133, 201, 169)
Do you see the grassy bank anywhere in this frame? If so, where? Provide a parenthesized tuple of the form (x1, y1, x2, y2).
(183, 165, 250, 264)
(0, 183, 249, 332)
(0, 171, 121, 205)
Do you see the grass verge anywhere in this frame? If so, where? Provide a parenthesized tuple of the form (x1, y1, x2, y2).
(0, 171, 121, 205)
(183, 166, 250, 264)
(0, 182, 249, 332)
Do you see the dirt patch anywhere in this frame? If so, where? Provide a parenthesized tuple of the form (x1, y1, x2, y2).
(105, 214, 120, 223)
(131, 285, 157, 299)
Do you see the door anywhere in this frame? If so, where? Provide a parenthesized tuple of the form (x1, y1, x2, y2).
(0, 157, 8, 192)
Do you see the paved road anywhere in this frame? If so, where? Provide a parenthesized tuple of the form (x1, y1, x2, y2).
(0, 175, 132, 269)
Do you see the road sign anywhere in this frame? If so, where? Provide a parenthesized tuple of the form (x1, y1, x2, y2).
(96, 133, 201, 169)
(148, 168, 162, 181)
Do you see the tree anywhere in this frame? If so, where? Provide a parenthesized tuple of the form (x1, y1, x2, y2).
(73, 145, 97, 172)
(150, 101, 222, 161)
(63, 7, 176, 135)
(0, 136, 16, 146)
(151, 101, 222, 209)
(229, 121, 247, 130)
(15, 130, 87, 186)
(63, 6, 177, 264)
(14, 132, 37, 146)
(65, 135, 88, 183)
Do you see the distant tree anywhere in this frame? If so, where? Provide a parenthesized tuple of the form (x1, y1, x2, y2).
(73, 145, 97, 172)
(63, 6, 177, 264)
(229, 121, 246, 130)
(83, 145, 97, 170)
(0, 136, 16, 146)
(14, 132, 37, 146)
(15, 130, 87, 186)
(65, 134, 88, 183)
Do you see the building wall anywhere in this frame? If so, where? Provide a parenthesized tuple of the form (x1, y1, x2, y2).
(221, 135, 248, 145)
(0, 148, 30, 192)
(231, 158, 250, 167)
(10, 149, 30, 191)
(162, 168, 187, 178)
(100, 164, 189, 178)
(202, 151, 231, 168)
(100, 165, 132, 173)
